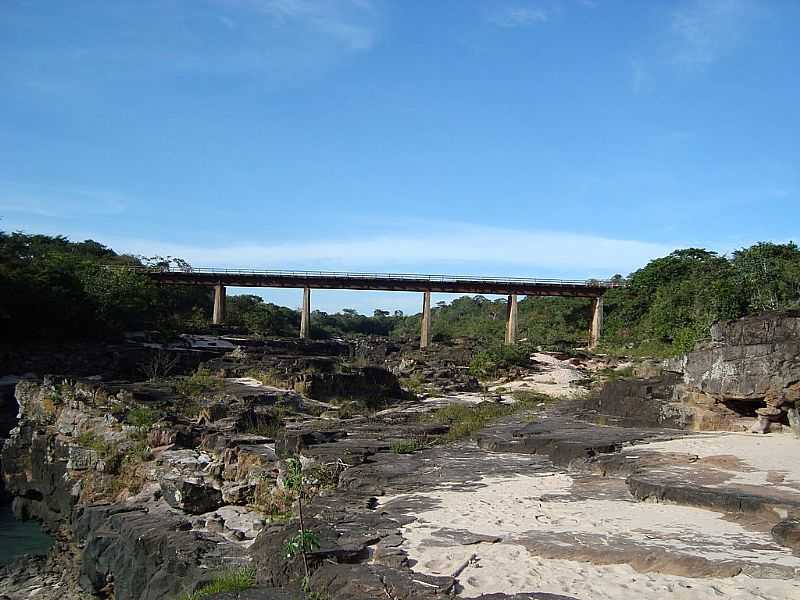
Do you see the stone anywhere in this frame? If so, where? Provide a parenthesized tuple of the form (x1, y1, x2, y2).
(216, 505, 266, 540)
(772, 518, 800, 555)
(676, 311, 800, 401)
(750, 415, 771, 434)
(755, 406, 783, 417)
(66, 445, 99, 471)
(787, 408, 800, 438)
(222, 482, 256, 505)
(160, 477, 223, 515)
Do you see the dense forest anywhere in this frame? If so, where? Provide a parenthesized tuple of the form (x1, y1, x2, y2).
(2, 231, 799, 356)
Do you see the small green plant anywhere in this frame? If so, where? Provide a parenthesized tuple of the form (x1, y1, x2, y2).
(283, 530, 320, 560)
(176, 566, 256, 600)
(77, 431, 115, 457)
(173, 367, 223, 398)
(399, 372, 426, 395)
(124, 440, 153, 464)
(282, 457, 318, 581)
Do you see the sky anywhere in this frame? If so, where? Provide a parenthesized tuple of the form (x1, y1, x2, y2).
(1, 0, 798, 314)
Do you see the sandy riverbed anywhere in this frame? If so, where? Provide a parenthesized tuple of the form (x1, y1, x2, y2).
(382, 433, 800, 599)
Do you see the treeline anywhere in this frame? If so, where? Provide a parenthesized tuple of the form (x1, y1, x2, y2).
(3, 231, 799, 357)
(602, 244, 800, 354)
(0, 232, 210, 340)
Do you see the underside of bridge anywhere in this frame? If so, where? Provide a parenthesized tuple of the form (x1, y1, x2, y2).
(142, 269, 612, 350)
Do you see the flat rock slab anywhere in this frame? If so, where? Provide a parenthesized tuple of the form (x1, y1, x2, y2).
(477, 417, 684, 467)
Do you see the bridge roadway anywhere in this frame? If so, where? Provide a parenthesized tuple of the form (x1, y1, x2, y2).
(132, 267, 617, 349)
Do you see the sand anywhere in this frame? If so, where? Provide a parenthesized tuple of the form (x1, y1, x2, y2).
(489, 352, 590, 399)
(625, 432, 800, 491)
(383, 436, 800, 599)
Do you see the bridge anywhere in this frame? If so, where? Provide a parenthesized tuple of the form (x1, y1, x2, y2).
(131, 267, 620, 349)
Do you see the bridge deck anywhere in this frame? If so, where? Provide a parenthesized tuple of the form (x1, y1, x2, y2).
(129, 267, 619, 297)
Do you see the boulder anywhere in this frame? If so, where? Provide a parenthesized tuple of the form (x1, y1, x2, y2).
(160, 477, 223, 514)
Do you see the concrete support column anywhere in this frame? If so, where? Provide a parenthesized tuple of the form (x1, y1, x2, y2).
(589, 295, 604, 350)
(212, 284, 226, 325)
(505, 293, 518, 345)
(300, 287, 311, 339)
(420, 290, 431, 350)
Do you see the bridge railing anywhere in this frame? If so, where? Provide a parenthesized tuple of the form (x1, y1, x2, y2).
(104, 265, 625, 288)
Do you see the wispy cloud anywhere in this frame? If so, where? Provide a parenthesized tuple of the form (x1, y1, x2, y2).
(0, 182, 128, 219)
(489, 4, 552, 28)
(226, 0, 379, 50)
(668, 0, 758, 69)
(106, 222, 673, 277)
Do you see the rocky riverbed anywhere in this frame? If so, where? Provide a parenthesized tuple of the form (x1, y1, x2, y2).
(1, 313, 800, 600)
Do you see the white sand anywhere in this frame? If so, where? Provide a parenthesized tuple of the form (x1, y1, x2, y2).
(384, 471, 800, 599)
(624, 432, 800, 490)
(490, 352, 589, 399)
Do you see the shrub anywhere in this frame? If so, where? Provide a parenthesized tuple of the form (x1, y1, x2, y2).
(174, 367, 222, 398)
(126, 406, 161, 429)
(283, 530, 320, 560)
(469, 343, 535, 379)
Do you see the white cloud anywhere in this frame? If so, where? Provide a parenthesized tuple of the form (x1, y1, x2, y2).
(489, 5, 551, 28)
(227, 0, 379, 50)
(106, 223, 673, 277)
(668, 0, 757, 69)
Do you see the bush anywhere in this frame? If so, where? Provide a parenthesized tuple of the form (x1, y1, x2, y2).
(126, 406, 161, 429)
(469, 343, 534, 379)
(173, 367, 222, 398)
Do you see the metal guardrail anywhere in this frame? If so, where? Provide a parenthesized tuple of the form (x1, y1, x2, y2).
(104, 265, 625, 288)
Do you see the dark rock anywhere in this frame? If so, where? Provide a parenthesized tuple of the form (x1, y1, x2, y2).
(74, 503, 248, 600)
(477, 417, 681, 468)
(308, 563, 454, 600)
(626, 473, 800, 516)
(160, 477, 223, 514)
(205, 588, 295, 600)
(772, 518, 800, 555)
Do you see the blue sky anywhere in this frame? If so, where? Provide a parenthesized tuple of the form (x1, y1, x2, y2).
(1, 0, 798, 313)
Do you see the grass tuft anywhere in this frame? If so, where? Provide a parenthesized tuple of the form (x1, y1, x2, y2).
(176, 567, 256, 600)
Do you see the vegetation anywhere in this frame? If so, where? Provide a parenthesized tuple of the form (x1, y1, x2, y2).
(176, 567, 256, 600)
(0, 232, 210, 340)
(4, 231, 800, 358)
(428, 391, 551, 442)
(469, 342, 536, 379)
(173, 367, 223, 398)
(391, 438, 430, 454)
(126, 406, 161, 429)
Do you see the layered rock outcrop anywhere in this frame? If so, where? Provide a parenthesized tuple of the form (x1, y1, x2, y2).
(670, 311, 800, 433)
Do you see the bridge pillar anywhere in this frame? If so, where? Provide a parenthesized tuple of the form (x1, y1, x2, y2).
(300, 287, 311, 339)
(589, 296, 604, 350)
(420, 290, 431, 350)
(212, 284, 226, 325)
(505, 294, 518, 345)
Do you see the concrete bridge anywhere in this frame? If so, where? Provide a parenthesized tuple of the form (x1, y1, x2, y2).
(135, 267, 619, 349)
